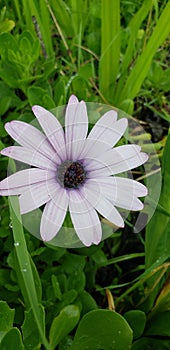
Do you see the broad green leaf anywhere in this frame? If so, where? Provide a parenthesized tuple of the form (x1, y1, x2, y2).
(123, 310, 146, 339)
(145, 131, 170, 268)
(78, 291, 97, 316)
(70, 309, 133, 350)
(22, 305, 45, 350)
(49, 305, 80, 348)
(0, 301, 15, 332)
(0, 328, 24, 350)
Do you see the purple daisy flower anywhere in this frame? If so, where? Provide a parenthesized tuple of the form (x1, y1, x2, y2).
(0, 95, 148, 246)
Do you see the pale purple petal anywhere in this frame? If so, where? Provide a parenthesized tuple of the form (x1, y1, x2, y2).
(85, 145, 148, 177)
(19, 180, 59, 214)
(1, 146, 57, 171)
(90, 177, 147, 210)
(0, 169, 55, 196)
(5, 121, 60, 163)
(0, 186, 26, 196)
(40, 188, 69, 241)
(65, 97, 88, 159)
(32, 105, 66, 161)
(69, 190, 102, 246)
(80, 181, 124, 228)
(70, 139, 109, 162)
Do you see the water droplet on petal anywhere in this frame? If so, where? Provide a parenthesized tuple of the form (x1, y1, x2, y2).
(14, 242, 20, 247)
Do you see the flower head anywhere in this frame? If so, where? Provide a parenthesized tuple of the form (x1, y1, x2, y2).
(0, 95, 148, 246)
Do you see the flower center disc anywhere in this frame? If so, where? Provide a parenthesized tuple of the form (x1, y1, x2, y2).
(57, 161, 86, 189)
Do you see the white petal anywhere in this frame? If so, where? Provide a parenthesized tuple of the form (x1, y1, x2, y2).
(40, 188, 69, 241)
(65, 100, 88, 159)
(69, 190, 102, 246)
(19, 180, 58, 214)
(1, 146, 57, 171)
(81, 181, 124, 228)
(85, 145, 148, 177)
(87, 110, 127, 150)
(5, 121, 60, 163)
(0, 168, 55, 196)
(92, 177, 147, 210)
(32, 105, 66, 161)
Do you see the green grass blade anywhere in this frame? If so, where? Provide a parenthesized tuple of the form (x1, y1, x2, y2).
(115, 0, 153, 103)
(117, 1, 170, 104)
(9, 196, 52, 350)
(145, 129, 170, 268)
(21, 0, 53, 57)
(99, 0, 120, 101)
(13, 0, 22, 23)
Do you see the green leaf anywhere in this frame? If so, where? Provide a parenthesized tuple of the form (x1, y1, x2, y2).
(49, 305, 80, 348)
(70, 309, 133, 350)
(0, 32, 17, 58)
(19, 36, 32, 55)
(0, 19, 15, 34)
(0, 328, 24, 350)
(123, 310, 146, 339)
(22, 305, 45, 350)
(51, 275, 62, 301)
(68, 271, 86, 294)
(0, 301, 15, 332)
(62, 254, 86, 274)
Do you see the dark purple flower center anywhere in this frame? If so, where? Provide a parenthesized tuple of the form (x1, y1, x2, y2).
(57, 161, 86, 189)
